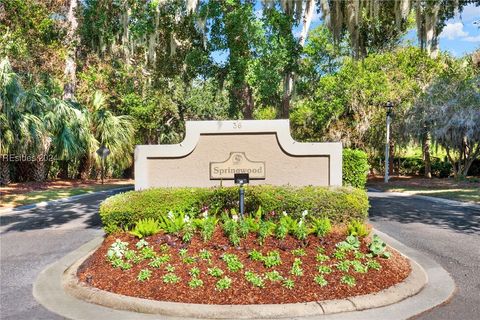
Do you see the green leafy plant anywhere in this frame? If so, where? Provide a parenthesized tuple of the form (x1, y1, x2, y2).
(189, 267, 200, 277)
(163, 273, 181, 284)
(106, 239, 129, 260)
(346, 220, 369, 237)
(341, 275, 356, 287)
(165, 264, 175, 273)
(245, 270, 265, 288)
(248, 249, 264, 262)
(222, 253, 244, 272)
(265, 270, 283, 282)
(336, 260, 350, 272)
(135, 239, 149, 249)
(183, 256, 196, 264)
(222, 213, 241, 246)
(343, 148, 369, 188)
(316, 252, 330, 262)
(178, 248, 188, 258)
(119, 261, 132, 270)
(257, 220, 275, 244)
(208, 267, 224, 278)
(310, 217, 332, 237)
(141, 246, 156, 259)
(355, 251, 366, 259)
(292, 219, 308, 240)
(332, 249, 347, 260)
(263, 251, 282, 268)
(159, 244, 170, 252)
(290, 258, 303, 276)
(182, 222, 196, 243)
(215, 276, 232, 291)
(195, 216, 218, 242)
(238, 218, 251, 238)
(366, 259, 382, 271)
(368, 234, 391, 258)
(160, 211, 187, 233)
(188, 277, 204, 288)
(275, 214, 292, 239)
(282, 278, 295, 289)
(336, 235, 360, 251)
(199, 249, 212, 261)
(137, 269, 152, 282)
(100, 186, 369, 234)
(351, 260, 368, 273)
(110, 258, 124, 269)
(148, 254, 171, 268)
(124, 249, 137, 261)
(291, 248, 306, 256)
(314, 274, 328, 287)
(317, 265, 332, 274)
(129, 218, 161, 238)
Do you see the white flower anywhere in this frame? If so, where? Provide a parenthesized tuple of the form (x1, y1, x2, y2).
(282, 211, 288, 216)
(232, 214, 239, 221)
(202, 210, 209, 218)
(167, 211, 174, 220)
(302, 210, 308, 218)
(298, 219, 303, 226)
(183, 215, 190, 223)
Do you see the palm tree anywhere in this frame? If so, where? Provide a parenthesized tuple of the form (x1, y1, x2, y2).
(0, 58, 47, 184)
(43, 98, 97, 179)
(90, 91, 134, 177)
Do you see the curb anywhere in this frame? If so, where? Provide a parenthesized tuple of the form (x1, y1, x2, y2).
(33, 229, 455, 320)
(0, 186, 133, 215)
(367, 188, 480, 209)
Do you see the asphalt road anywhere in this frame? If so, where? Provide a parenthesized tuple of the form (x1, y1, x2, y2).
(0, 190, 479, 320)
(368, 191, 480, 320)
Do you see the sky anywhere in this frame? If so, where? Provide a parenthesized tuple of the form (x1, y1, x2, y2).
(211, 3, 480, 63)
(437, 3, 480, 56)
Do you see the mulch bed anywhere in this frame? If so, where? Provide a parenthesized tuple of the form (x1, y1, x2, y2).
(0, 178, 132, 196)
(78, 229, 411, 305)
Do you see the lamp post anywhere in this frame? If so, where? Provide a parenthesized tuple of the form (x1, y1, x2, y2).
(234, 173, 249, 219)
(384, 102, 394, 183)
(96, 145, 110, 185)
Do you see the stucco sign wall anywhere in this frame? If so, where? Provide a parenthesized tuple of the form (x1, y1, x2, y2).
(134, 120, 342, 190)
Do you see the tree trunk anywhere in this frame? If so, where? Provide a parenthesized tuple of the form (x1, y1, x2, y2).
(280, 0, 314, 119)
(77, 154, 92, 180)
(445, 147, 458, 178)
(32, 159, 46, 182)
(280, 73, 294, 118)
(0, 158, 10, 186)
(422, 132, 432, 178)
(242, 85, 254, 120)
(63, 0, 79, 100)
(59, 160, 69, 179)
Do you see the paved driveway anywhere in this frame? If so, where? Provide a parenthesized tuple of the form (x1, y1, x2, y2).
(0, 190, 479, 319)
(368, 191, 480, 320)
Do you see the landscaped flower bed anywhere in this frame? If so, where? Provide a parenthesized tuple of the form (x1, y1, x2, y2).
(78, 209, 410, 304)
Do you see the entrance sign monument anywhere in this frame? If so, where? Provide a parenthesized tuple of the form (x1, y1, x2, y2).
(135, 120, 342, 190)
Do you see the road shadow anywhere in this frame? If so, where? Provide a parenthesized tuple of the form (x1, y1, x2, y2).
(368, 192, 480, 234)
(0, 191, 127, 234)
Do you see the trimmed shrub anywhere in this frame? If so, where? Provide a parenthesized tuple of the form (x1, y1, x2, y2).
(343, 149, 369, 188)
(100, 186, 369, 233)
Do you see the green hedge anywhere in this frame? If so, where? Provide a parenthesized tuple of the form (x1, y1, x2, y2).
(343, 148, 369, 188)
(100, 186, 369, 233)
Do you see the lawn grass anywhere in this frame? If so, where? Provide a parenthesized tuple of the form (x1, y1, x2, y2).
(1, 183, 132, 208)
(367, 176, 480, 204)
(385, 187, 479, 204)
